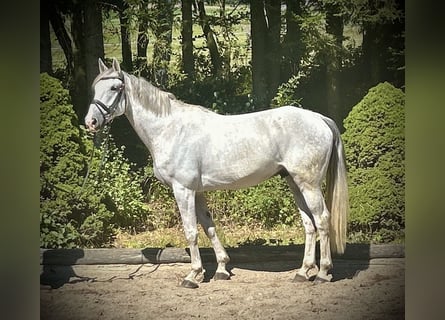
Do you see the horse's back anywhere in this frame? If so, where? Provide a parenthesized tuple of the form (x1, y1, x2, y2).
(194, 106, 333, 189)
(199, 105, 333, 165)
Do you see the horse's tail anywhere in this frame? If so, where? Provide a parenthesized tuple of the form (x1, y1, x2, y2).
(322, 117, 349, 255)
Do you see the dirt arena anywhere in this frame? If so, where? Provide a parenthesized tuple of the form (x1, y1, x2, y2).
(41, 250, 404, 320)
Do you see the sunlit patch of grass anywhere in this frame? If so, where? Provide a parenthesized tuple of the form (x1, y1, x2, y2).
(112, 224, 305, 249)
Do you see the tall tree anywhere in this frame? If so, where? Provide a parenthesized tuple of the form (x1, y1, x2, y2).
(197, 0, 222, 75)
(282, 0, 304, 83)
(324, 1, 344, 127)
(265, 0, 281, 103)
(40, 0, 52, 74)
(71, 0, 105, 119)
(152, 0, 175, 87)
(47, 0, 75, 76)
(118, 1, 133, 71)
(250, 0, 282, 109)
(354, 0, 405, 88)
(135, 0, 150, 77)
(250, 0, 269, 108)
(181, 0, 194, 79)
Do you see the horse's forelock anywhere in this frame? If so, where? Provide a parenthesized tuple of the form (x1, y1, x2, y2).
(92, 69, 122, 89)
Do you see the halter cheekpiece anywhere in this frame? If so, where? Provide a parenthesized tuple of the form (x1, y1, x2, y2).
(93, 71, 125, 123)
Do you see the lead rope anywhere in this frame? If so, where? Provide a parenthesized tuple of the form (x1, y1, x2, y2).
(78, 124, 112, 199)
(96, 125, 111, 180)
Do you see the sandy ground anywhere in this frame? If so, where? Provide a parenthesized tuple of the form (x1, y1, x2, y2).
(40, 257, 404, 320)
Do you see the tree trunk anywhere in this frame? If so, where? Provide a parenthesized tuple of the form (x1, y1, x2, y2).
(250, 0, 269, 109)
(71, 0, 105, 119)
(119, 1, 132, 72)
(282, 0, 303, 83)
(325, 2, 343, 128)
(197, 0, 222, 75)
(250, 0, 282, 109)
(83, 0, 105, 90)
(362, 22, 383, 88)
(181, 0, 194, 79)
(265, 0, 281, 103)
(48, 1, 74, 76)
(40, 0, 52, 74)
(71, 3, 86, 119)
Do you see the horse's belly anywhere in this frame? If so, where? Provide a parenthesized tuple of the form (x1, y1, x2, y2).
(200, 161, 281, 191)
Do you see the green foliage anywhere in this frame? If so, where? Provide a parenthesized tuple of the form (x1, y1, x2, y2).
(170, 64, 254, 115)
(40, 74, 149, 248)
(142, 162, 178, 229)
(342, 82, 405, 242)
(271, 75, 303, 108)
(86, 135, 149, 231)
(206, 176, 301, 229)
(141, 161, 301, 231)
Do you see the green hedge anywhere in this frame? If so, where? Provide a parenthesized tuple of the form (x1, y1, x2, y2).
(342, 82, 405, 242)
(40, 74, 148, 248)
(206, 176, 300, 229)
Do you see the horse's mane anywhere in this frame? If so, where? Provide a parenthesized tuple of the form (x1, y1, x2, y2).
(126, 73, 213, 117)
(124, 73, 176, 117)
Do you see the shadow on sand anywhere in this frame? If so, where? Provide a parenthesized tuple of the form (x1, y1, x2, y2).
(40, 243, 404, 286)
(198, 242, 377, 282)
(40, 249, 94, 289)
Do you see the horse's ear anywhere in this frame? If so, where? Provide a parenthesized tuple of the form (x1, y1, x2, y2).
(112, 58, 121, 72)
(98, 58, 108, 73)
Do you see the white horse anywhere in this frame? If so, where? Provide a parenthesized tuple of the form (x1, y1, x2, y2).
(85, 58, 349, 288)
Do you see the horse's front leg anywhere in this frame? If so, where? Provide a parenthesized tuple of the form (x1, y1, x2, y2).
(173, 183, 204, 288)
(196, 193, 230, 280)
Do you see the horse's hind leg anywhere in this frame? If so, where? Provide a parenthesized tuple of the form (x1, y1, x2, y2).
(286, 176, 334, 282)
(313, 206, 334, 283)
(196, 193, 231, 280)
(286, 177, 319, 281)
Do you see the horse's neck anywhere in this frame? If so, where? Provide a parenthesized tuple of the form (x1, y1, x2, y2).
(124, 93, 175, 156)
(123, 77, 211, 157)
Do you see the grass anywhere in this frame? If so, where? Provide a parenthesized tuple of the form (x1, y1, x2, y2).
(112, 222, 405, 249)
(113, 223, 305, 249)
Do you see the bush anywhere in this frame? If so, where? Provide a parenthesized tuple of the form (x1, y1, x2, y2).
(142, 163, 301, 230)
(206, 176, 301, 229)
(169, 65, 254, 115)
(142, 162, 179, 229)
(40, 73, 148, 248)
(342, 82, 405, 242)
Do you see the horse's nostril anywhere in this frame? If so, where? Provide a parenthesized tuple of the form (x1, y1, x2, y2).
(91, 118, 97, 126)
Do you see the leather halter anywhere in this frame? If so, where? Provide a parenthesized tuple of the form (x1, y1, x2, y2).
(92, 72, 126, 123)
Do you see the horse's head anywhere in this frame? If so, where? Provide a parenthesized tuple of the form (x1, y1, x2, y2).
(85, 58, 126, 132)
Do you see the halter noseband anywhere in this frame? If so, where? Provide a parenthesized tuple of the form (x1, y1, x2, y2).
(93, 72, 126, 123)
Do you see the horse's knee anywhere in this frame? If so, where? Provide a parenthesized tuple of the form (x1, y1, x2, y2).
(184, 228, 198, 244)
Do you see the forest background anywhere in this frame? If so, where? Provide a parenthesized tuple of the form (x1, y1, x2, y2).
(40, 0, 405, 248)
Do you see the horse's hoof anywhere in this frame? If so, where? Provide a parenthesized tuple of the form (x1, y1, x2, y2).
(181, 279, 199, 289)
(292, 273, 309, 282)
(313, 275, 332, 284)
(214, 272, 230, 281)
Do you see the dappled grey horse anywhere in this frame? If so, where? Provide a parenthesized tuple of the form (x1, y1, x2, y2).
(85, 58, 349, 288)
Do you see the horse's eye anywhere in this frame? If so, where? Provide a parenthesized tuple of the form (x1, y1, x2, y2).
(111, 85, 119, 91)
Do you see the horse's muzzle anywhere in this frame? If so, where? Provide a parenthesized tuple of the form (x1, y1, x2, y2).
(85, 117, 99, 132)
